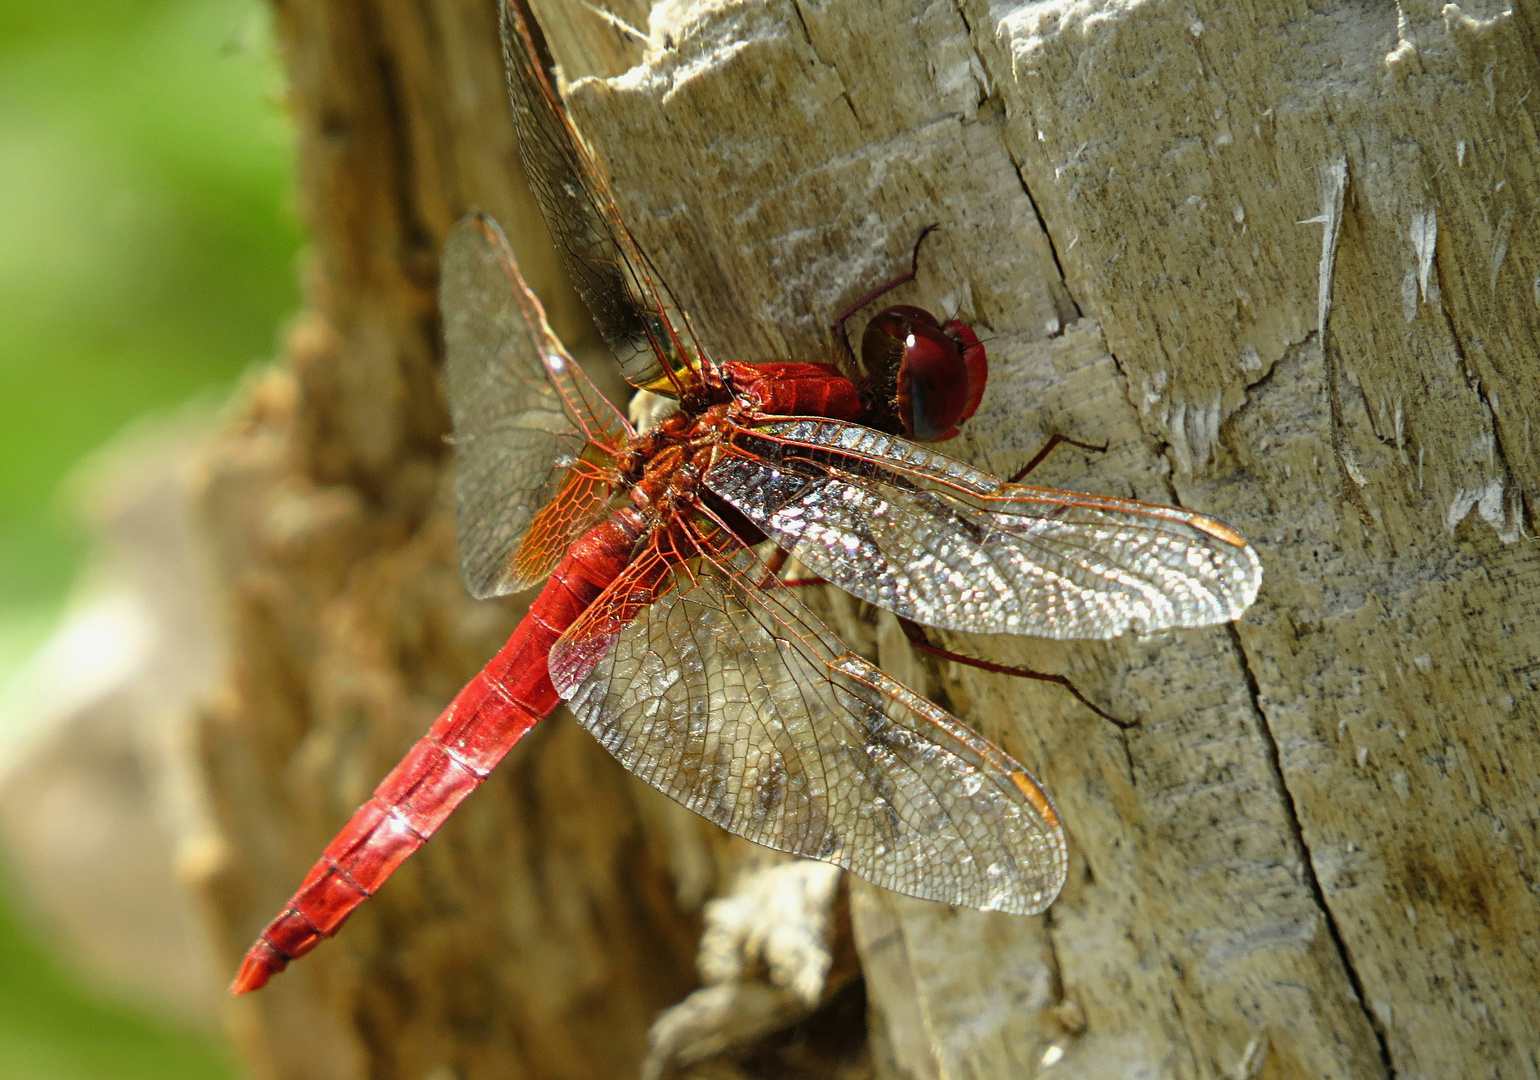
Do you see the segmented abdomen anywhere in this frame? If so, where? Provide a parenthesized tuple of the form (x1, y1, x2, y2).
(231, 513, 642, 993)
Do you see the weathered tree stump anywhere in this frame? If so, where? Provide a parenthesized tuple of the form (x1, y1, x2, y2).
(191, 2, 1540, 1078)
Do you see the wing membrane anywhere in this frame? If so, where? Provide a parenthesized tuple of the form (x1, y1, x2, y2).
(548, 534, 1067, 915)
(441, 213, 630, 597)
(708, 419, 1262, 640)
(500, 0, 708, 392)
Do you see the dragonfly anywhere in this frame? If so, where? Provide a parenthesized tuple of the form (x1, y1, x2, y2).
(230, 0, 1261, 994)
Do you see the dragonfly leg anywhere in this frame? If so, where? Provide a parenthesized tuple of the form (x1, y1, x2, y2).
(1007, 434, 1108, 484)
(757, 546, 791, 588)
(898, 618, 1135, 729)
(831, 224, 941, 362)
(764, 547, 830, 589)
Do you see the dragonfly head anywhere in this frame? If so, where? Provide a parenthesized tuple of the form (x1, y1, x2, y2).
(862, 305, 988, 443)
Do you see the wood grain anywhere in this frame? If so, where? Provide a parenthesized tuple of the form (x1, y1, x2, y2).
(192, 2, 1540, 1077)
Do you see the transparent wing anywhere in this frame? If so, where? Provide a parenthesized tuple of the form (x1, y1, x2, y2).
(708, 418, 1262, 640)
(501, 0, 709, 393)
(547, 531, 1067, 915)
(441, 212, 631, 598)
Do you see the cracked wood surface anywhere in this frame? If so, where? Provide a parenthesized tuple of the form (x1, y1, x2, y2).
(192, 1, 1540, 1078)
(567, 1, 1540, 1075)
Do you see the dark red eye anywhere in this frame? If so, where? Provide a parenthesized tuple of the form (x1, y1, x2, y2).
(861, 305, 988, 442)
(942, 319, 988, 425)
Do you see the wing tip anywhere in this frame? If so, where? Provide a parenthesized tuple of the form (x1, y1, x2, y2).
(1007, 769, 1062, 830)
(1187, 512, 1249, 549)
(1191, 515, 1264, 626)
(1227, 538, 1265, 618)
(980, 885, 1064, 917)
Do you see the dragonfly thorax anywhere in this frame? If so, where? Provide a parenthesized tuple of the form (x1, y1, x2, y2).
(624, 403, 737, 521)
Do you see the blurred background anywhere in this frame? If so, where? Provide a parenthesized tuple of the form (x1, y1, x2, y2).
(0, 0, 298, 1075)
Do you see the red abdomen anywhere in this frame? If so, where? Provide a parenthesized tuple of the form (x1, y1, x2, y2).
(230, 513, 641, 994)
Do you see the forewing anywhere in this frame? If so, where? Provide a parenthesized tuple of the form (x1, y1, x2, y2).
(708, 419, 1262, 639)
(442, 213, 630, 598)
(501, 0, 707, 392)
(548, 535, 1067, 915)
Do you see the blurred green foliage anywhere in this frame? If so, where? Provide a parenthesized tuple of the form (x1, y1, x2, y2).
(0, 0, 299, 614)
(0, 0, 300, 1076)
(0, 874, 236, 1080)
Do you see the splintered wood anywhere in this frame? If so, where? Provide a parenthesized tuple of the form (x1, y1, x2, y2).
(192, 2, 1540, 1078)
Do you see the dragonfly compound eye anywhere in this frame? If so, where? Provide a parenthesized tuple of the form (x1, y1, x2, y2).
(863, 304, 988, 442)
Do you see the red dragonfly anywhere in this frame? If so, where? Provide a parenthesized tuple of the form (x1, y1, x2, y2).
(231, 0, 1261, 994)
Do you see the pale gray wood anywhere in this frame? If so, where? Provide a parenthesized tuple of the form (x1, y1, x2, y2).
(564, 2, 1540, 1076)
